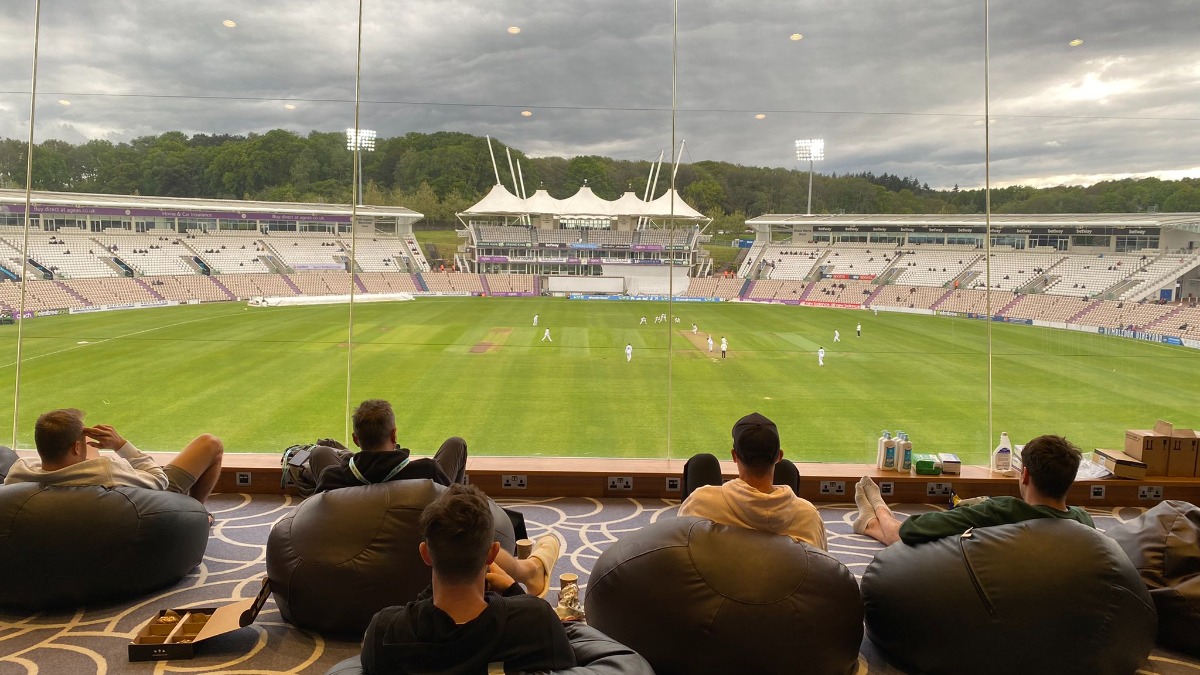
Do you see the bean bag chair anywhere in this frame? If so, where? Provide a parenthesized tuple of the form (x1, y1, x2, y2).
(266, 479, 515, 635)
(585, 516, 863, 675)
(0, 483, 209, 610)
(1105, 500, 1200, 656)
(862, 518, 1157, 675)
(324, 623, 655, 675)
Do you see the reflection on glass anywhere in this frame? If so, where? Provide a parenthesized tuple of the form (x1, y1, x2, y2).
(2, 1, 1196, 467)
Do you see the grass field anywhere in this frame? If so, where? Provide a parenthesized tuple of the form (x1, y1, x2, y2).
(0, 297, 1195, 465)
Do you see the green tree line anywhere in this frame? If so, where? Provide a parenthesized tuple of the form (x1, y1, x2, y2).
(2, 130, 1199, 226)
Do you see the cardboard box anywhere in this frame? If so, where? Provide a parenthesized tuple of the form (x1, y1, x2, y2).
(1153, 420, 1200, 478)
(129, 577, 270, 662)
(911, 453, 941, 476)
(1126, 425, 1171, 476)
(938, 453, 961, 475)
(1092, 448, 1148, 480)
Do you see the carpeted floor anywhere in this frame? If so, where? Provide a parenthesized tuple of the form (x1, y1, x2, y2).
(0, 495, 1196, 674)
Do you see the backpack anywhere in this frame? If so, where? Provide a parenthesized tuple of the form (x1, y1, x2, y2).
(281, 440, 351, 496)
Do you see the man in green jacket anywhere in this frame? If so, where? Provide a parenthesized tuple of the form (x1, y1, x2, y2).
(853, 434, 1094, 545)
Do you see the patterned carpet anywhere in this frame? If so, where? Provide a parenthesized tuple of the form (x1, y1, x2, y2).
(0, 494, 1196, 675)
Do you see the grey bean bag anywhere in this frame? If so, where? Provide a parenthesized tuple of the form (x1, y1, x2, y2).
(324, 623, 654, 675)
(1105, 500, 1200, 656)
(266, 479, 515, 636)
(0, 483, 209, 610)
(585, 516, 863, 675)
(862, 518, 1157, 675)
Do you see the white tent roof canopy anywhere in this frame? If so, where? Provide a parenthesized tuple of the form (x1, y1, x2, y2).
(461, 184, 707, 220)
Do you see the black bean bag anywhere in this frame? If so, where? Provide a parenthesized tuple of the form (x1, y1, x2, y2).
(1105, 500, 1200, 657)
(323, 623, 654, 675)
(585, 516, 863, 675)
(862, 518, 1157, 675)
(0, 482, 209, 610)
(266, 479, 515, 636)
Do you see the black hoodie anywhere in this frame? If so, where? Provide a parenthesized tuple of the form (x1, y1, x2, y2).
(361, 586, 576, 674)
(313, 448, 451, 492)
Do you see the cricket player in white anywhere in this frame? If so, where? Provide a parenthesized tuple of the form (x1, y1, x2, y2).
(692, 323, 698, 334)
(640, 316, 647, 325)
(834, 330, 841, 343)
(707, 335, 714, 352)
(533, 314, 539, 326)
(541, 328, 552, 342)
(856, 323, 862, 337)
(625, 343, 633, 362)
(720, 337, 728, 359)
(818, 347, 825, 366)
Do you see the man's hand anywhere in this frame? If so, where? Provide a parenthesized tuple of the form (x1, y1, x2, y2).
(485, 563, 516, 593)
(83, 424, 127, 452)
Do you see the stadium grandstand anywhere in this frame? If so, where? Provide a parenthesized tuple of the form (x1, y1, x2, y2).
(457, 183, 711, 277)
(2, 189, 1200, 342)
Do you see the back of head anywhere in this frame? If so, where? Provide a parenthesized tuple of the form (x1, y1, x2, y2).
(1021, 435, 1081, 500)
(731, 412, 781, 470)
(419, 483, 495, 583)
(34, 408, 85, 464)
(352, 399, 395, 451)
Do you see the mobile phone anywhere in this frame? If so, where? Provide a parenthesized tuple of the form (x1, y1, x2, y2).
(287, 448, 311, 467)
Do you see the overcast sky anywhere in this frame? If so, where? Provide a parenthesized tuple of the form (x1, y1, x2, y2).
(2, 0, 1198, 190)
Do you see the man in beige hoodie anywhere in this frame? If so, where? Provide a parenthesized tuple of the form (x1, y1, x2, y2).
(678, 412, 827, 550)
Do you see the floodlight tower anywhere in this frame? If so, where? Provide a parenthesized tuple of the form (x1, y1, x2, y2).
(346, 128, 377, 205)
(794, 138, 825, 215)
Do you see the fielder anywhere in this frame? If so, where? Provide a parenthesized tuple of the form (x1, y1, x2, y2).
(625, 343, 633, 362)
(541, 328, 552, 342)
(818, 347, 825, 366)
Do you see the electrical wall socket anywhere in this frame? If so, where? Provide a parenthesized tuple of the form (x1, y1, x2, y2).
(926, 482, 953, 496)
(819, 480, 846, 496)
(607, 476, 633, 491)
(1138, 485, 1163, 501)
(501, 474, 527, 489)
(665, 477, 681, 491)
(1090, 485, 1106, 500)
(879, 481, 895, 497)
(235, 472, 251, 486)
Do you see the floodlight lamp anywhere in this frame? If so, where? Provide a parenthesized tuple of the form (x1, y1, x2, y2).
(795, 138, 824, 162)
(346, 128, 377, 151)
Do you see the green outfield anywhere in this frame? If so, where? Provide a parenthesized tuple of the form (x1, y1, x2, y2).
(0, 297, 1195, 465)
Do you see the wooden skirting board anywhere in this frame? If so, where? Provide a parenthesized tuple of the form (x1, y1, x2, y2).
(197, 452, 1199, 508)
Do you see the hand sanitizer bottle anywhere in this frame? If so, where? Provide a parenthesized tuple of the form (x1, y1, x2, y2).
(877, 431, 897, 470)
(991, 432, 1013, 475)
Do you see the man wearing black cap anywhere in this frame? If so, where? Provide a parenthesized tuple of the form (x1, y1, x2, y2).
(678, 412, 827, 550)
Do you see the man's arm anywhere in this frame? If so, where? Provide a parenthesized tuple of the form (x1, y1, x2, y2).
(86, 425, 168, 490)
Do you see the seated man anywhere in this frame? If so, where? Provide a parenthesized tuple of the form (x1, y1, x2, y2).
(310, 399, 466, 491)
(853, 434, 1094, 545)
(361, 484, 573, 675)
(4, 408, 224, 515)
(679, 412, 827, 550)
(312, 398, 557, 597)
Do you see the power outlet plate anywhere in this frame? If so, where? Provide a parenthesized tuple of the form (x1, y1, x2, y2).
(607, 476, 633, 491)
(879, 481, 895, 497)
(1090, 485, 1106, 500)
(235, 472, 251, 486)
(819, 480, 846, 496)
(926, 482, 953, 496)
(501, 474, 527, 489)
(1138, 485, 1164, 500)
(665, 477, 681, 492)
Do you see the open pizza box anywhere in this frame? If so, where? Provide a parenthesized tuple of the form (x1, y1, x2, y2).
(129, 577, 271, 661)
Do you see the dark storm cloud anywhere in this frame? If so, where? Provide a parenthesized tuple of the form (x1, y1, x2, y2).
(2, 0, 1198, 191)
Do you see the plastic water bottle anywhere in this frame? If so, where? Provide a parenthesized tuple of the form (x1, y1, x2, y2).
(991, 432, 1013, 475)
(877, 431, 897, 470)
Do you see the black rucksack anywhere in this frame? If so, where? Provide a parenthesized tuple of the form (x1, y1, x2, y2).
(281, 440, 350, 496)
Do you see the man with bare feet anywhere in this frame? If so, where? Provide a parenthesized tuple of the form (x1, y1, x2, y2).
(851, 434, 1093, 545)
